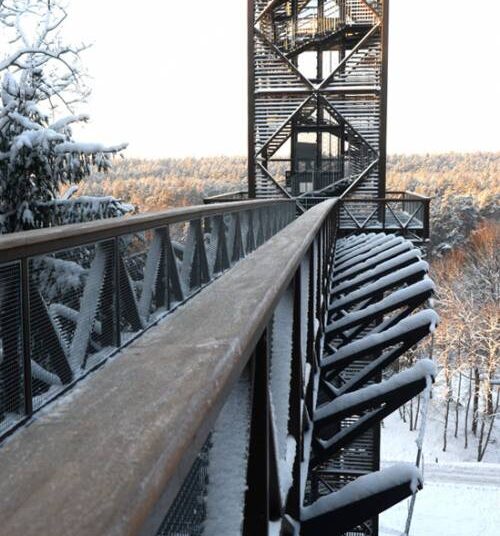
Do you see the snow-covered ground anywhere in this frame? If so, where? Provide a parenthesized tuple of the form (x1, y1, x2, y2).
(380, 404, 500, 535)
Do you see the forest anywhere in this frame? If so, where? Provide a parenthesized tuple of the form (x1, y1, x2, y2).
(82, 152, 499, 252)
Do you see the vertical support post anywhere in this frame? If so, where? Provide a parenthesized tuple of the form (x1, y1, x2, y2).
(423, 199, 430, 240)
(243, 332, 269, 536)
(378, 0, 390, 198)
(248, 0, 256, 198)
(286, 268, 303, 519)
(316, 53, 324, 185)
(20, 258, 33, 417)
(305, 244, 317, 415)
(291, 0, 298, 47)
(113, 237, 122, 348)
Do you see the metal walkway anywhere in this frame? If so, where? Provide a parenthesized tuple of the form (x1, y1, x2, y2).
(0, 199, 436, 536)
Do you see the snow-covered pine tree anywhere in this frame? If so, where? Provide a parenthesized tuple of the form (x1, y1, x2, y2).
(0, 0, 130, 234)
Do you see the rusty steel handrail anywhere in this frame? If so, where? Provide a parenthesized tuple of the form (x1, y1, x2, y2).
(0, 199, 339, 536)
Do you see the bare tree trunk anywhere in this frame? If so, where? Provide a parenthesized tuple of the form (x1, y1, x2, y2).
(443, 354, 452, 452)
(400, 403, 407, 423)
(443, 396, 450, 452)
(455, 372, 462, 438)
(472, 367, 480, 436)
(409, 398, 414, 432)
(487, 375, 494, 416)
(477, 418, 486, 462)
(478, 389, 500, 462)
(464, 369, 472, 449)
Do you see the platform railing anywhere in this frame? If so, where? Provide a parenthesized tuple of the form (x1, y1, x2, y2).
(339, 191, 431, 239)
(0, 199, 295, 441)
(275, 0, 378, 53)
(0, 199, 338, 536)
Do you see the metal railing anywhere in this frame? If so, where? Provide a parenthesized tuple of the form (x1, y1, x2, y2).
(0, 199, 338, 536)
(339, 191, 431, 239)
(0, 199, 295, 441)
(296, 190, 430, 238)
(274, 0, 379, 53)
(203, 190, 249, 204)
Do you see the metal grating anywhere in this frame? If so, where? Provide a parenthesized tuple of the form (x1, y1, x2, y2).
(0, 262, 24, 436)
(158, 373, 251, 536)
(29, 239, 117, 410)
(157, 439, 210, 536)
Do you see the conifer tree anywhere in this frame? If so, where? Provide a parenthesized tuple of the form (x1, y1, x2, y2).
(0, 0, 130, 233)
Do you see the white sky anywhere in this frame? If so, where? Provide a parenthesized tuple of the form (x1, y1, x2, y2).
(67, 0, 500, 158)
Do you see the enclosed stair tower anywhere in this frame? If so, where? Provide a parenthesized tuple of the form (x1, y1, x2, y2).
(248, 0, 388, 203)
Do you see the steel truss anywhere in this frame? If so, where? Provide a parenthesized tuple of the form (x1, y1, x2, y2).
(249, 1, 389, 201)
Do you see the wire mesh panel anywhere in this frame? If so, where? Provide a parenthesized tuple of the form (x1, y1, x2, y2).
(157, 440, 210, 536)
(0, 261, 24, 436)
(158, 372, 251, 536)
(119, 229, 167, 339)
(29, 239, 117, 409)
(0, 201, 296, 442)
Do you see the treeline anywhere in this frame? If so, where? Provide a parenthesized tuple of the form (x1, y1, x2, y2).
(80, 157, 246, 212)
(387, 152, 499, 252)
(81, 152, 499, 251)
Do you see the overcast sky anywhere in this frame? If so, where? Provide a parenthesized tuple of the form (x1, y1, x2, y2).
(68, 0, 500, 158)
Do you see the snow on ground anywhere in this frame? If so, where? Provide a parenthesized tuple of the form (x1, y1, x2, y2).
(379, 462, 500, 536)
(381, 385, 499, 465)
(380, 400, 500, 535)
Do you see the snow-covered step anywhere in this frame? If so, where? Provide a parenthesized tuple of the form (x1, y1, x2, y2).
(334, 233, 376, 257)
(334, 233, 393, 264)
(313, 361, 436, 462)
(331, 249, 423, 297)
(301, 465, 423, 536)
(329, 260, 429, 314)
(332, 241, 418, 285)
(322, 309, 439, 376)
(326, 278, 435, 341)
(316, 360, 436, 425)
(333, 236, 405, 274)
